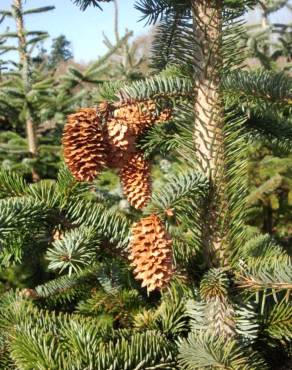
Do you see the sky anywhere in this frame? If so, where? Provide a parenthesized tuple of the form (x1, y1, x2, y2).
(1, 0, 151, 63)
(1, 0, 291, 63)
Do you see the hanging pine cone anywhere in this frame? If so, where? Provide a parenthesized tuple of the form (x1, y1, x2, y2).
(104, 118, 136, 168)
(119, 152, 151, 209)
(19, 288, 38, 299)
(113, 101, 172, 136)
(129, 214, 173, 293)
(63, 108, 107, 181)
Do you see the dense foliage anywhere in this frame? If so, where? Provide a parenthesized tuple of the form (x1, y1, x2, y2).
(0, 0, 291, 369)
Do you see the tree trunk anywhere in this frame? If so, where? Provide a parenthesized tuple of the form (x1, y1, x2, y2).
(26, 118, 38, 155)
(191, 0, 227, 266)
(263, 203, 273, 234)
(14, 0, 39, 179)
(113, 0, 120, 43)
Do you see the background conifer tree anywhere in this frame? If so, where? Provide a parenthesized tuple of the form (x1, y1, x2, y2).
(0, 1, 137, 179)
(243, 0, 292, 244)
(3, 0, 54, 155)
(245, 0, 292, 69)
(0, 0, 55, 179)
(49, 35, 73, 69)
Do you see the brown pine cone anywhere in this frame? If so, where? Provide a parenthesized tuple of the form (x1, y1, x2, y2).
(19, 288, 38, 299)
(63, 108, 107, 181)
(104, 118, 136, 168)
(102, 100, 172, 169)
(129, 214, 173, 293)
(113, 101, 172, 136)
(119, 152, 151, 209)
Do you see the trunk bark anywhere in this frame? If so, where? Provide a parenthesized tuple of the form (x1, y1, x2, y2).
(191, 0, 227, 266)
(263, 203, 273, 234)
(113, 0, 120, 43)
(14, 0, 38, 158)
(26, 118, 38, 155)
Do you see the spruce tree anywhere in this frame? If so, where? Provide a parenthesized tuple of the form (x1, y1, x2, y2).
(243, 0, 292, 242)
(245, 0, 292, 69)
(0, 0, 55, 179)
(0, 0, 133, 179)
(49, 35, 73, 69)
(0, 0, 291, 369)
(1, 0, 54, 155)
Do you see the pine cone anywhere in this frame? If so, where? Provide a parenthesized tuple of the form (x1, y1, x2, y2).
(63, 108, 107, 181)
(103, 100, 171, 169)
(113, 101, 172, 136)
(119, 152, 151, 209)
(105, 118, 136, 168)
(19, 288, 38, 299)
(129, 214, 173, 293)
